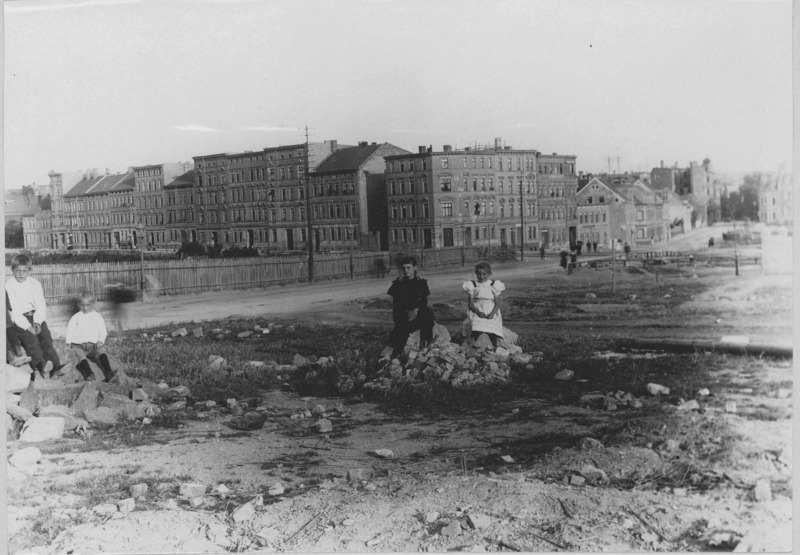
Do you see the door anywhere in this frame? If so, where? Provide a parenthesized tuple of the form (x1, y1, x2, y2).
(542, 230, 549, 248)
(500, 228, 506, 245)
(423, 228, 432, 249)
(569, 226, 576, 246)
(286, 229, 294, 250)
(247, 230, 254, 247)
(464, 227, 472, 246)
(443, 228, 454, 247)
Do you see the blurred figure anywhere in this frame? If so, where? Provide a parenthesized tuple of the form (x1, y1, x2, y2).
(142, 274, 162, 304)
(107, 281, 134, 333)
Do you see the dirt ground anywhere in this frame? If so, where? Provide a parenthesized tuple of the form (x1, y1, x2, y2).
(5, 228, 795, 554)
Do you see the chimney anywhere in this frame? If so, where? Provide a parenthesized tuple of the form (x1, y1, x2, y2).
(93, 168, 98, 178)
(359, 141, 368, 147)
(330, 140, 338, 151)
(443, 145, 452, 152)
(106, 168, 110, 175)
(418, 146, 426, 154)
(660, 160, 664, 168)
(494, 137, 503, 149)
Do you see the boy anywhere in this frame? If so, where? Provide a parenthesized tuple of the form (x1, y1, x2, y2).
(65, 291, 116, 382)
(6, 254, 64, 379)
(7, 292, 32, 367)
(387, 256, 435, 357)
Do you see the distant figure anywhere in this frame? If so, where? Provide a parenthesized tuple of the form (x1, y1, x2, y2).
(593, 242, 598, 253)
(387, 256, 435, 358)
(143, 274, 162, 304)
(559, 251, 569, 271)
(623, 242, 631, 258)
(708, 237, 715, 248)
(108, 281, 135, 332)
(539, 244, 546, 260)
(576, 241, 583, 256)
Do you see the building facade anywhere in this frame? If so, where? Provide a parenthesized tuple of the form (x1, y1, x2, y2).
(758, 172, 793, 225)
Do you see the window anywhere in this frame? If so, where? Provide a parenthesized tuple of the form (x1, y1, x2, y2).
(421, 176, 428, 192)
(636, 210, 644, 221)
(440, 177, 452, 191)
(422, 201, 429, 217)
(441, 158, 449, 169)
(441, 201, 453, 217)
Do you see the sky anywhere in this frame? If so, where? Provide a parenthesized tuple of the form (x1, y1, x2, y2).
(3, 0, 793, 192)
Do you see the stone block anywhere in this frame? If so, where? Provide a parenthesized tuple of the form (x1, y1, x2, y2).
(554, 369, 575, 380)
(646, 383, 670, 396)
(231, 501, 255, 523)
(5, 364, 32, 394)
(268, 483, 285, 496)
(237, 331, 253, 339)
(9, 446, 42, 469)
(117, 498, 135, 512)
(130, 483, 149, 498)
(752, 478, 772, 502)
(37, 405, 88, 430)
(20, 417, 65, 442)
(179, 483, 207, 498)
(192, 327, 204, 337)
(315, 419, 333, 433)
(7, 404, 34, 422)
(172, 327, 188, 337)
(580, 464, 609, 484)
(467, 513, 491, 529)
(131, 388, 148, 401)
(83, 407, 120, 427)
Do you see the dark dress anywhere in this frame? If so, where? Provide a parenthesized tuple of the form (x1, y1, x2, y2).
(387, 275, 435, 356)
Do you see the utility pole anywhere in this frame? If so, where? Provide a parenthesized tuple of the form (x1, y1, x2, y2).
(305, 126, 314, 282)
(519, 168, 525, 261)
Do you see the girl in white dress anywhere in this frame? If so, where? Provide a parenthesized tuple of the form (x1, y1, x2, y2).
(462, 262, 505, 346)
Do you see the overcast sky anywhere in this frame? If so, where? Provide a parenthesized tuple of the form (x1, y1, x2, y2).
(3, 0, 793, 191)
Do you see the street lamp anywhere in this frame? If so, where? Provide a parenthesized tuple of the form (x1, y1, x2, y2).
(136, 223, 145, 301)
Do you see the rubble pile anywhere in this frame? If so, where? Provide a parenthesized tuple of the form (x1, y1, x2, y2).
(364, 324, 542, 392)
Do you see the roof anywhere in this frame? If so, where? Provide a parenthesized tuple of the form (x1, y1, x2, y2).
(64, 171, 134, 197)
(313, 143, 386, 174)
(165, 170, 195, 189)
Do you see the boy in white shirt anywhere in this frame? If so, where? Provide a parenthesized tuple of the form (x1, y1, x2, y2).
(66, 291, 116, 382)
(6, 254, 64, 379)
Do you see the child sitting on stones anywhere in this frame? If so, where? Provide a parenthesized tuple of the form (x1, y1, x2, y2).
(462, 261, 505, 348)
(65, 291, 116, 382)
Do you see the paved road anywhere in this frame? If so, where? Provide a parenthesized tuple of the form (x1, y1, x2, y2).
(45, 225, 731, 339)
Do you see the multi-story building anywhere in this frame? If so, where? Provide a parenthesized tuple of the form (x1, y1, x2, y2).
(309, 141, 410, 251)
(758, 171, 793, 225)
(576, 177, 630, 249)
(384, 139, 575, 251)
(131, 163, 192, 247)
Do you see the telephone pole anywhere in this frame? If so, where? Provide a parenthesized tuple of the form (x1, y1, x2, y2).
(305, 126, 314, 282)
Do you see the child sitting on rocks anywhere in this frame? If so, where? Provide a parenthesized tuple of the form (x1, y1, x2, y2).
(66, 291, 116, 382)
(462, 261, 505, 348)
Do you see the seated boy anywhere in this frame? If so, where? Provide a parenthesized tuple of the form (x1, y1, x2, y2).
(6, 254, 64, 379)
(387, 256, 435, 357)
(66, 291, 116, 382)
(7, 292, 32, 367)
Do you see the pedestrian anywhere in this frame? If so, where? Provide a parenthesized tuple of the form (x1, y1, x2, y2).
(107, 281, 135, 332)
(708, 237, 715, 248)
(576, 241, 583, 256)
(623, 242, 631, 258)
(539, 244, 545, 260)
(6, 254, 67, 380)
(387, 256, 435, 357)
(65, 291, 117, 382)
(463, 261, 505, 348)
(559, 250, 569, 271)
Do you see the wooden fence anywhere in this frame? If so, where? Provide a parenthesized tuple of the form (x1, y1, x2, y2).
(6, 247, 483, 303)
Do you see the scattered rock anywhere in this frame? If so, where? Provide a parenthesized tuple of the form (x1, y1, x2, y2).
(192, 327, 204, 338)
(293, 354, 310, 367)
(677, 399, 701, 411)
(92, 503, 118, 516)
(37, 405, 88, 430)
(698, 388, 711, 397)
(5, 365, 32, 394)
(441, 520, 463, 537)
(131, 388, 149, 401)
(117, 498, 135, 512)
(725, 402, 738, 414)
(751, 478, 772, 502)
(467, 513, 491, 529)
(577, 437, 604, 450)
(500, 455, 515, 463)
(569, 474, 586, 486)
(311, 404, 326, 415)
(9, 446, 42, 469)
(19, 416, 65, 442)
(580, 464, 609, 484)
(256, 526, 280, 543)
(231, 501, 256, 523)
(268, 483, 285, 496)
(226, 411, 267, 430)
(237, 331, 253, 339)
(672, 487, 687, 496)
(130, 483, 149, 498)
(172, 327, 188, 337)
(179, 483, 207, 498)
(346, 468, 363, 482)
(776, 388, 791, 399)
(374, 449, 394, 458)
(646, 383, 670, 396)
(424, 512, 439, 524)
(585, 293, 596, 299)
(7, 403, 34, 423)
(554, 369, 575, 381)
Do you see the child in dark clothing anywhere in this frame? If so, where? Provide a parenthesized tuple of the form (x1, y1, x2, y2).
(387, 256, 435, 357)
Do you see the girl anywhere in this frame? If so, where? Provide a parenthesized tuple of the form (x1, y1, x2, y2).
(463, 261, 505, 346)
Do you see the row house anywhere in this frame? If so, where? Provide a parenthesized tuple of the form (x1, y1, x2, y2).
(384, 139, 577, 251)
(309, 142, 410, 251)
(132, 163, 192, 247)
(758, 172, 793, 225)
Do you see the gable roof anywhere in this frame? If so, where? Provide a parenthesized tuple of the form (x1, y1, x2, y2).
(165, 170, 195, 189)
(64, 171, 134, 197)
(577, 177, 626, 203)
(313, 143, 386, 174)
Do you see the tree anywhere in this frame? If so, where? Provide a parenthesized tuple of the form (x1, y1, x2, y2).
(20, 185, 36, 207)
(5, 219, 24, 248)
(39, 194, 52, 211)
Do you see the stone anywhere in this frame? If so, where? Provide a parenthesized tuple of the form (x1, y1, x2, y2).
(130, 483, 149, 498)
(467, 513, 491, 529)
(256, 526, 280, 542)
(93, 503, 118, 516)
(248, 361, 266, 368)
(678, 399, 701, 411)
(554, 369, 575, 380)
(646, 383, 670, 396)
(37, 405, 86, 430)
(424, 512, 439, 524)
(189, 496, 205, 508)
(5, 365, 32, 394)
(293, 353, 309, 366)
(311, 404, 326, 415)
(500, 455, 515, 463)
(66, 381, 96, 417)
(205, 521, 232, 548)
(346, 468, 363, 482)
(180, 483, 207, 498)
(214, 484, 231, 495)
(473, 334, 493, 350)
(231, 501, 255, 523)
(131, 388, 148, 401)
(698, 388, 711, 397)
(192, 327, 204, 338)
(165, 385, 191, 398)
(672, 487, 687, 496)
(209, 356, 228, 371)
(83, 406, 119, 427)
(268, 483, 285, 496)
(171, 327, 188, 337)
(570, 474, 586, 486)
(776, 388, 791, 399)
(315, 419, 333, 433)
(9, 446, 42, 469)
(160, 498, 179, 510)
(166, 401, 186, 411)
(441, 520, 462, 537)
(20, 416, 65, 442)
(585, 293, 597, 299)
(117, 498, 135, 512)
(7, 403, 34, 422)
(375, 449, 394, 458)
(725, 401, 738, 414)
(604, 398, 618, 411)
(226, 412, 267, 430)
(752, 478, 772, 502)
(363, 483, 377, 491)
(577, 437, 604, 450)
(580, 464, 609, 484)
